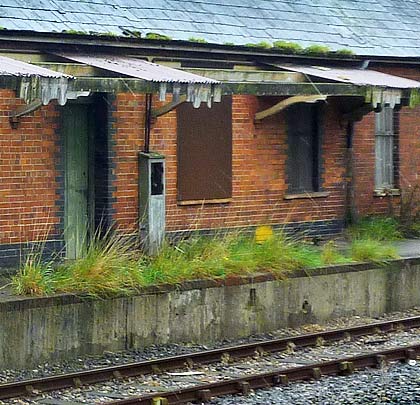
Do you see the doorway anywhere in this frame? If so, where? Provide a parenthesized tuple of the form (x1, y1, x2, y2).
(62, 95, 109, 259)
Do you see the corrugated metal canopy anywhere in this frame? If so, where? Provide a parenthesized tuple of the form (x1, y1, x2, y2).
(0, 55, 72, 78)
(59, 54, 219, 84)
(276, 64, 420, 89)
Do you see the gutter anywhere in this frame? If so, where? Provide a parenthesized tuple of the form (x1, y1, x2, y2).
(1, 30, 420, 67)
(0, 30, 365, 66)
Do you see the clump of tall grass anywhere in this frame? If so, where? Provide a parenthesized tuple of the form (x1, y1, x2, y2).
(13, 230, 354, 296)
(320, 241, 349, 265)
(347, 217, 402, 241)
(12, 253, 55, 296)
(13, 225, 402, 297)
(12, 230, 143, 298)
(52, 231, 142, 297)
(350, 239, 399, 263)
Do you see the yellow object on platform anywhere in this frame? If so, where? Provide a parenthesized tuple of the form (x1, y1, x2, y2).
(255, 225, 274, 243)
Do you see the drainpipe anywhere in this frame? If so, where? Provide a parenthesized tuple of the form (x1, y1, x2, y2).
(144, 93, 152, 153)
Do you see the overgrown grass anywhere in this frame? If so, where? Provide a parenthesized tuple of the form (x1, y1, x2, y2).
(346, 216, 401, 263)
(347, 217, 403, 241)
(320, 241, 349, 265)
(13, 221, 404, 297)
(350, 239, 399, 263)
(12, 254, 55, 296)
(11, 231, 355, 297)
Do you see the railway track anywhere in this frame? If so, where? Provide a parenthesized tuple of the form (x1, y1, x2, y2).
(104, 343, 420, 405)
(1, 315, 420, 403)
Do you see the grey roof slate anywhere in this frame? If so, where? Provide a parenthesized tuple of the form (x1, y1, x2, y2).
(1, 0, 420, 57)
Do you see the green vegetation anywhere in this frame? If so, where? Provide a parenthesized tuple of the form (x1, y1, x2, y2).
(98, 32, 118, 37)
(345, 216, 401, 263)
(273, 41, 303, 53)
(245, 41, 272, 49)
(58, 27, 355, 59)
(335, 48, 354, 56)
(14, 214, 408, 297)
(350, 239, 399, 263)
(145, 32, 172, 40)
(320, 241, 348, 265)
(12, 253, 55, 296)
(12, 231, 353, 297)
(188, 37, 208, 43)
(303, 44, 331, 55)
(399, 185, 420, 236)
(62, 29, 88, 35)
(347, 216, 403, 241)
(241, 40, 355, 58)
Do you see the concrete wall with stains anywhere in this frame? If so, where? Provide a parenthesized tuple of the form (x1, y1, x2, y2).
(1, 258, 419, 369)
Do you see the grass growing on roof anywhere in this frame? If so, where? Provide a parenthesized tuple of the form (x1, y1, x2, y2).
(304, 44, 331, 55)
(245, 41, 272, 49)
(272, 41, 303, 53)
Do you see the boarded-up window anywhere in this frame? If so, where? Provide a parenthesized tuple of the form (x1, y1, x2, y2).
(375, 106, 395, 189)
(286, 104, 321, 193)
(177, 96, 232, 202)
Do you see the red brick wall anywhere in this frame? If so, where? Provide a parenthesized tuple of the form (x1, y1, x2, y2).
(353, 66, 420, 217)
(111, 94, 348, 233)
(0, 89, 61, 246)
(2, 65, 419, 252)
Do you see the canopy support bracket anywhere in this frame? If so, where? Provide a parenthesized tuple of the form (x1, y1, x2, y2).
(255, 94, 327, 121)
(151, 95, 187, 118)
(9, 99, 43, 129)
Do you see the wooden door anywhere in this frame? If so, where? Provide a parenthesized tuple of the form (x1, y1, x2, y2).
(63, 104, 90, 259)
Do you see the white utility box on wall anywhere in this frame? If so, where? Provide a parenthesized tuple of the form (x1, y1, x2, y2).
(139, 152, 165, 254)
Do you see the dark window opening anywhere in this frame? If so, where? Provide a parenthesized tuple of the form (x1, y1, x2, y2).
(177, 96, 232, 201)
(286, 103, 322, 194)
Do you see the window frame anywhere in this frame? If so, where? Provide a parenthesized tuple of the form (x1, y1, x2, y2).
(374, 106, 398, 190)
(286, 103, 323, 195)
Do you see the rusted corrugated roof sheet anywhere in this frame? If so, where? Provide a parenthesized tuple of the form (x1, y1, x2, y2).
(0, 55, 72, 78)
(59, 54, 219, 84)
(276, 64, 420, 89)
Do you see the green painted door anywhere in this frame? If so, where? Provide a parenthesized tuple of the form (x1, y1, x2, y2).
(63, 104, 90, 259)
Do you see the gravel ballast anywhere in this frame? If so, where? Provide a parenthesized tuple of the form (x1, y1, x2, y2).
(2, 308, 420, 403)
(210, 362, 420, 405)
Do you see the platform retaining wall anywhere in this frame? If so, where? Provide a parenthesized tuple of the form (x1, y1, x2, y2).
(1, 258, 420, 369)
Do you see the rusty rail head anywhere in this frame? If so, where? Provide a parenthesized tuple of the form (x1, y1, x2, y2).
(104, 344, 420, 405)
(1, 316, 420, 400)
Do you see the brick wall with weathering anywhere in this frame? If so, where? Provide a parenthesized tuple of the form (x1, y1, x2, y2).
(352, 66, 420, 217)
(110, 93, 348, 237)
(0, 89, 63, 265)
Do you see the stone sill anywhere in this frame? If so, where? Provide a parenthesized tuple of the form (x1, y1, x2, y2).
(374, 189, 401, 197)
(178, 198, 232, 206)
(284, 191, 330, 200)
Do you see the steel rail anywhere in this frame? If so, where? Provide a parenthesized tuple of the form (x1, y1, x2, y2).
(105, 344, 420, 405)
(1, 315, 420, 400)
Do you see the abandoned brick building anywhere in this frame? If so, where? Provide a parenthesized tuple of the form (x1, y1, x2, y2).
(0, 0, 420, 266)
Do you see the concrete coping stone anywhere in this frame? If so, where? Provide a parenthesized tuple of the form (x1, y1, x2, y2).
(1, 256, 419, 312)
